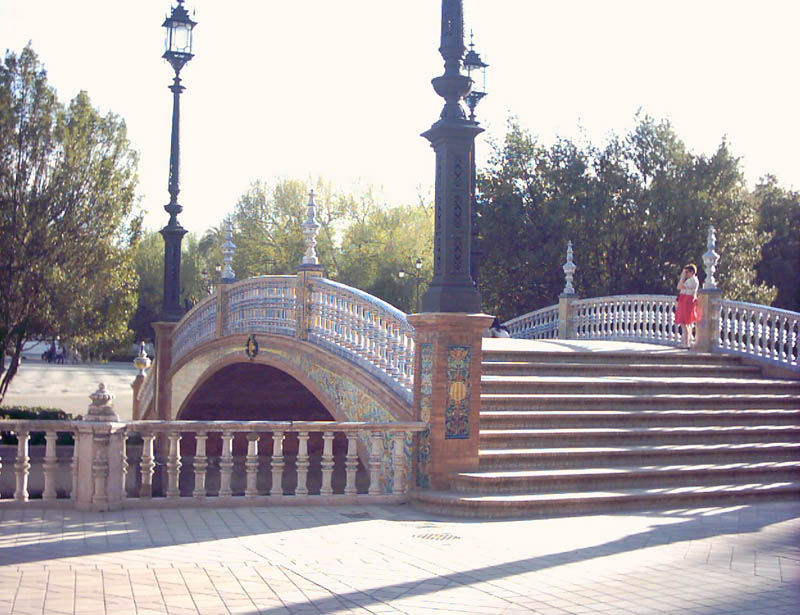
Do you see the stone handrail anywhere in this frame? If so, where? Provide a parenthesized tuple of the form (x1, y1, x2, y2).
(172, 294, 218, 363)
(503, 305, 559, 339)
(0, 419, 426, 508)
(572, 294, 680, 344)
(309, 278, 415, 398)
(222, 275, 297, 338)
(717, 299, 799, 370)
(138, 359, 155, 414)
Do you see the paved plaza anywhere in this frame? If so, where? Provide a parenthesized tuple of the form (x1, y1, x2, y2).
(0, 501, 798, 615)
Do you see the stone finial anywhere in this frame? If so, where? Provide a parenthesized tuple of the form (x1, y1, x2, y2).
(702, 225, 720, 290)
(221, 222, 236, 283)
(562, 241, 577, 295)
(133, 342, 151, 377)
(85, 383, 119, 422)
(301, 190, 321, 266)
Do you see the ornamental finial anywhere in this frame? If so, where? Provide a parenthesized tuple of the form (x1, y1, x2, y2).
(702, 225, 720, 290)
(221, 222, 236, 283)
(562, 241, 577, 296)
(301, 190, 321, 266)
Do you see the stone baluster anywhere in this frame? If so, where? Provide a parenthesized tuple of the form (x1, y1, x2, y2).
(42, 431, 58, 501)
(320, 431, 335, 496)
(270, 431, 284, 496)
(245, 433, 260, 497)
(139, 433, 156, 498)
(71, 436, 79, 501)
(219, 432, 234, 497)
(368, 431, 382, 496)
(344, 432, 359, 496)
(392, 431, 407, 495)
(166, 432, 182, 498)
(91, 431, 110, 509)
(14, 429, 30, 502)
(295, 431, 310, 496)
(120, 432, 128, 500)
(193, 432, 208, 498)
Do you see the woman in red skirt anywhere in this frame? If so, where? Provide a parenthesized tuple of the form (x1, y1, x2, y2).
(675, 264, 699, 349)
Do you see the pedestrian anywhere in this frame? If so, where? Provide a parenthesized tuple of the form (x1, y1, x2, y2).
(675, 263, 699, 349)
(488, 317, 511, 338)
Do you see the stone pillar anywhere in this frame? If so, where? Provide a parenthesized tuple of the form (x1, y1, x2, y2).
(73, 384, 127, 512)
(558, 294, 577, 339)
(152, 321, 177, 420)
(296, 268, 324, 341)
(694, 288, 722, 353)
(408, 312, 493, 489)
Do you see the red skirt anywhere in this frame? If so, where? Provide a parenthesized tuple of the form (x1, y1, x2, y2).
(675, 294, 698, 325)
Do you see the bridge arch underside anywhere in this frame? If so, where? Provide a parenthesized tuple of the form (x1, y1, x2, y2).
(179, 363, 333, 422)
(170, 334, 413, 426)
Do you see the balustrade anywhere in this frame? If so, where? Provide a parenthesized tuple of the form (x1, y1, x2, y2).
(718, 300, 798, 369)
(223, 276, 297, 338)
(172, 295, 218, 363)
(0, 420, 424, 506)
(310, 278, 415, 395)
(572, 295, 680, 343)
(503, 306, 559, 339)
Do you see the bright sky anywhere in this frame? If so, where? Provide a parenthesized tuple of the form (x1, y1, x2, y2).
(2, 1, 798, 235)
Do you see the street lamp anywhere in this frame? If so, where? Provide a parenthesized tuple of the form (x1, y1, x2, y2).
(464, 31, 488, 122)
(399, 258, 424, 314)
(160, 0, 197, 322)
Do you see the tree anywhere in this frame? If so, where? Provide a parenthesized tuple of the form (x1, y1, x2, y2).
(477, 116, 776, 321)
(754, 176, 800, 312)
(0, 45, 140, 400)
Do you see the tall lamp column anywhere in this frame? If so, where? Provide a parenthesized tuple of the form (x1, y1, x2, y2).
(160, 0, 196, 321)
(420, 0, 483, 313)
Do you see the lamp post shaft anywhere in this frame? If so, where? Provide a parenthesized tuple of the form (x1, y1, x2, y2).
(167, 75, 184, 213)
(421, 0, 483, 313)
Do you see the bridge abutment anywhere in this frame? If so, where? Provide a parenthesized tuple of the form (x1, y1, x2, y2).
(409, 313, 493, 490)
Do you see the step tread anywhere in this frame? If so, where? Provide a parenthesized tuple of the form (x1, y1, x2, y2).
(458, 461, 800, 480)
(480, 442, 800, 456)
(482, 374, 798, 385)
(482, 393, 800, 400)
(413, 482, 800, 504)
(483, 361, 761, 371)
(481, 425, 800, 436)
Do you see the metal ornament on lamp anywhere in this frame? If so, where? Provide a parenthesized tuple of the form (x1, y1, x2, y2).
(159, 0, 197, 321)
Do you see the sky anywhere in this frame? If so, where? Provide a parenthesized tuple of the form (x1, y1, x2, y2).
(2, 0, 798, 235)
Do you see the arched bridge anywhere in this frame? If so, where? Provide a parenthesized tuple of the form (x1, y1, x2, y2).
(137, 274, 416, 426)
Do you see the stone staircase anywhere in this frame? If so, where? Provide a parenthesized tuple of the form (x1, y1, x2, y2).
(412, 342, 800, 517)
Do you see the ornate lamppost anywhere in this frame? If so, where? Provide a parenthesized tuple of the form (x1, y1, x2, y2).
(464, 32, 488, 285)
(159, 0, 196, 321)
(398, 258, 424, 313)
(421, 0, 484, 313)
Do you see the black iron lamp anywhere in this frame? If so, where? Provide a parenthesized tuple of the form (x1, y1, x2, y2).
(162, 0, 196, 72)
(464, 32, 488, 122)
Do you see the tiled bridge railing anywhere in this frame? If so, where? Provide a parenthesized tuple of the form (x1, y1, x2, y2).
(0, 419, 426, 510)
(505, 294, 799, 372)
(162, 275, 415, 403)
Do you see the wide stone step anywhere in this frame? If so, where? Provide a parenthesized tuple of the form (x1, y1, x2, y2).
(410, 482, 800, 518)
(453, 461, 800, 493)
(482, 350, 748, 366)
(478, 442, 800, 469)
(481, 375, 800, 396)
(482, 393, 800, 410)
(480, 409, 800, 429)
(479, 425, 800, 448)
(482, 361, 762, 378)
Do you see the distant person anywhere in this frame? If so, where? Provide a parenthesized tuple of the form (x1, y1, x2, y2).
(488, 317, 511, 338)
(675, 263, 699, 349)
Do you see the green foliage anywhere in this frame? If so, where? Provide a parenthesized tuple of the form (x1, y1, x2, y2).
(0, 45, 140, 401)
(477, 116, 778, 320)
(753, 176, 800, 312)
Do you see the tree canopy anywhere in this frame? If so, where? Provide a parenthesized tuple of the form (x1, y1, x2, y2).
(0, 45, 140, 400)
(476, 116, 780, 320)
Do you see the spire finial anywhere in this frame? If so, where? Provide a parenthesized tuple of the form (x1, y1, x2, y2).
(562, 241, 577, 296)
(301, 190, 321, 266)
(221, 222, 236, 282)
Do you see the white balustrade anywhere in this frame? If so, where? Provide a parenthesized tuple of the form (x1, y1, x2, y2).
(572, 295, 681, 344)
(718, 300, 799, 369)
(138, 361, 156, 417)
(309, 278, 415, 397)
(172, 295, 218, 364)
(503, 306, 559, 339)
(223, 276, 297, 337)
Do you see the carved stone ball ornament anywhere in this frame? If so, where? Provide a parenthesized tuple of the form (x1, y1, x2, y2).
(85, 383, 119, 422)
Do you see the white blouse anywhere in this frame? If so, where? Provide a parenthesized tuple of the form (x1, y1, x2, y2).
(680, 275, 699, 297)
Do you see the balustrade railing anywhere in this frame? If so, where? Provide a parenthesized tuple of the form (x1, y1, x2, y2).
(572, 295, 680, 344)
(0, 420, 425, 506)
(503, 305, 559, 339)
(223, 276, 297, 338)
(309, 278, 415, 397)
(717, 300, 799, 369)
(172, 295, 218, 363)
